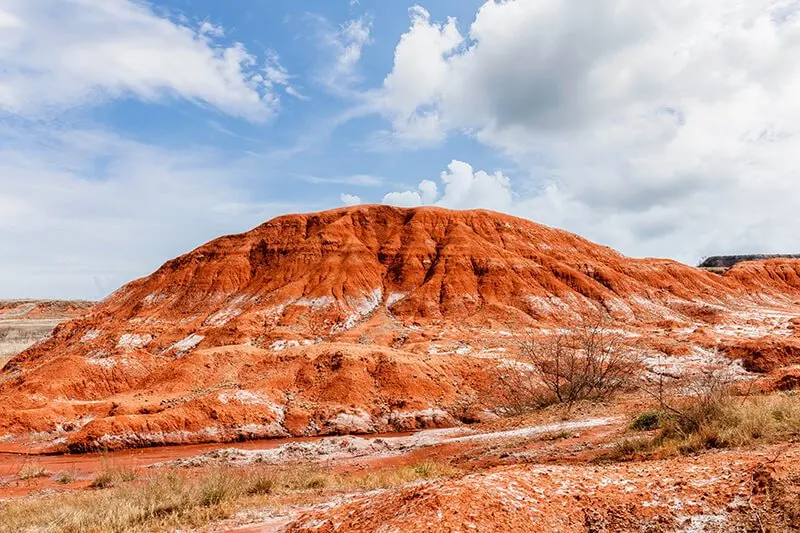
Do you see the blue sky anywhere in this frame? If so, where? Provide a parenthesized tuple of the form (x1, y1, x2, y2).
(2, 0, 799, 299)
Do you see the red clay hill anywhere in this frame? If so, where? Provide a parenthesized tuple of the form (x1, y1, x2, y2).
(2, 206, 799, 452)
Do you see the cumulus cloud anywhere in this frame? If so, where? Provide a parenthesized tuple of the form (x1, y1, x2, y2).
(382, 160, 511, 211)
(376, 6, 461, 143)
(371, 1, 800, 261)
(0, 0, 286, 120)
(340, 193, 362, 206)
(418, 180, 438, 204)
(437, 161, 512, 210)
(382, 190, 423, 208)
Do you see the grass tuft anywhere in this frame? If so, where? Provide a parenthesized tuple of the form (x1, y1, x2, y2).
(17, 464, 49, 481)
(659, 393, 800, 450)
(90, 466, 138, 489)
(198, 470, 237, 507)
(630, 411, 663, 431)
(244, 472, 277, 495)
(55, 470, 78, 485)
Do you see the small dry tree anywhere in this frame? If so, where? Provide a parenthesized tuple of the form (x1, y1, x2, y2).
(495, 315, 640, 413)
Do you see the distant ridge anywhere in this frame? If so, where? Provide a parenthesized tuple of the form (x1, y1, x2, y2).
(699, 254, 800, 270)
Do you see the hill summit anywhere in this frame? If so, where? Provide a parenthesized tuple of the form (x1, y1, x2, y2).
(2, 205, 800, 451)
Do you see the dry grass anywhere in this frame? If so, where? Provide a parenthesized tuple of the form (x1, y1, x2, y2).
(617, 393, 800, 459)
(659, 393, 800, 454)
(350, 461, 459, 492)
(90, 466, 139, 489)
(0, 461, 461, 533)
(17, 464, 49, 481)
(55, 470, 78, 485)
(608, 436, 655, 460)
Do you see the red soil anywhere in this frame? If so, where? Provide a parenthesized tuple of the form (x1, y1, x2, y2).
(1, 206, 799, 452)
(284, 445, 800, 532)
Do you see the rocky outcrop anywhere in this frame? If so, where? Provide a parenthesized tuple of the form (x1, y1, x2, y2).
(700, 254, 800, 269)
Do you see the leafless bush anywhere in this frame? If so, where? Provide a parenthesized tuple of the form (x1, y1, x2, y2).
(494, 316, 640, 413)
(491, 361, 547, 415)
(639, 355, 734, 435)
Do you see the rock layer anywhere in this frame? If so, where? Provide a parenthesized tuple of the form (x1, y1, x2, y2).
(2, 206, 799, 451)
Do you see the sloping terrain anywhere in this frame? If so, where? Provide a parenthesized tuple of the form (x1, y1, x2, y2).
(284, 445, 800, 532)
(1, 206, 799, 452)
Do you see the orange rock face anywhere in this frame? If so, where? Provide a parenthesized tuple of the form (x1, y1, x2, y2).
(2, 206, 799, 451)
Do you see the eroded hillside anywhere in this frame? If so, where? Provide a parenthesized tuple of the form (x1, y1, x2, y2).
(1, 206, 799, 453)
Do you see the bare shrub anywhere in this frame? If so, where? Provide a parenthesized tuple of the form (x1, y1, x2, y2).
(495, 316, 640, 413)
(648, 363, 731, 431)
(490, 359, 552, 415)
(448, 393, 483, 423)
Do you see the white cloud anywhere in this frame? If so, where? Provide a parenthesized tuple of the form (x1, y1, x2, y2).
(0, 124, 309, 299)
(370, 1, 800, 262)
(382, 191, 423, 207)
(418, 179, 438, 204)
(340, 193, 361, 206)
(316, 15, 373, 95)
(285, 86, 310, 101)
(305, 174, 385, 186)
(262, 50, 290, 88)
(376, 6, 461, 143)
(382, 160, 511, 211)
(437, 161, 512, 210)
(0, 0, 285, 120)
(199, 20, 224, 38)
